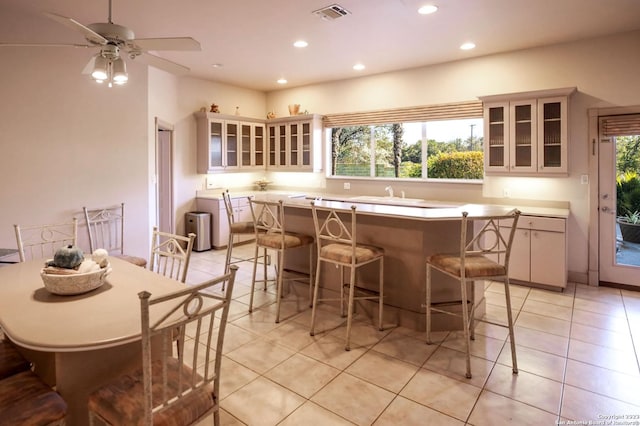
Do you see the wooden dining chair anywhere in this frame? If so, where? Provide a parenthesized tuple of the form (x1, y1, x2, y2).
(249, 199, 314, 323)
(83, 203, 147, 267)
(87, 266, 238, 426)
(425, 209, 521, 379)
(14, 218, 78, 262)
(310, 202, 385, 351)
(0, 369, 67, 425)
(149, 227, 196, 283)
(0, 338, 30, 380)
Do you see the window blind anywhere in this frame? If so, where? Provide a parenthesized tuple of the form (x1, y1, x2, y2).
(322, 100, 483, 127)
(601, 114, 640, 137)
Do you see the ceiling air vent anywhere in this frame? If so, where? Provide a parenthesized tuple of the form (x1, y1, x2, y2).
(313, 4, 351, 21)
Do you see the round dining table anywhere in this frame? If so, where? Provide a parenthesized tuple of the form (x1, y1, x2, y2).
(0, 256, 188, 426)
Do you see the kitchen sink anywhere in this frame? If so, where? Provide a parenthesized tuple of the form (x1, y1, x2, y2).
(349, 195, 425, 205)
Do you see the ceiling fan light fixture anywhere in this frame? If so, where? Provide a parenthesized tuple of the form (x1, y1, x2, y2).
(112, 57, 128, 83)
(91, 54, 109, 81)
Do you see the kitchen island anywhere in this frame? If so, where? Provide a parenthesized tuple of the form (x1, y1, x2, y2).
(252, 194, 518, 331)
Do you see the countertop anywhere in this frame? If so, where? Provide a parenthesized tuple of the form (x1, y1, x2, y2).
(195, 189, 570, 219)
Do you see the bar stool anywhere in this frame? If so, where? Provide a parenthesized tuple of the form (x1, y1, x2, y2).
(425, 209, 520, 379)
(310, 202, 384, 351)
(248, 199, 314, 323)
(222, 190, 266, 291)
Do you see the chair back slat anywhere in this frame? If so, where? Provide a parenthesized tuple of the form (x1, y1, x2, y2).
(149, 227, 196, 283)
(14, 218, 78, 262)
(311, 202, 357, 256)
(83, 203, 125, 254)
(249, 199, 285, 236)
(138, 266, 237, 423)
(460, 209, 521, 277)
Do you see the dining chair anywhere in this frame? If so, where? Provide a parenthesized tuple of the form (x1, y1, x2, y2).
(425, 209, 521, 379)
(14, 218, 78, 262)
(222, 190, 266, 291)
(87, 266, 238, 426)
(310, 202, 385, 351)
(149, 227, 196, 283)
(83, 202, 147, 267)
(0, 338, 30, 380)
(0, 370, 67, 425)
(249, 199, 314, 323)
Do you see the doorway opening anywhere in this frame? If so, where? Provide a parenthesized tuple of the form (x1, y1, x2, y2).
(156, 118, 174, 234)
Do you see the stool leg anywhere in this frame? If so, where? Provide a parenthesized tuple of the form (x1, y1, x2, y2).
(340, 266, 346, 318)
(262, 247, 268, 291)
(426, 263, 433, 345)
(503, 278, 518, 374)
(460, 276, 472, 379)
(275, 250, 284, 323)
(345, 265, 356, 351)
(223, 232, 234, 292)
(249, 244, 260, 313)
(378, 257, 384, 331)
(310, 257, 322, 336)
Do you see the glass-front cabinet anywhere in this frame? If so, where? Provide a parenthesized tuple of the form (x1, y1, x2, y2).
(196, 112, 265, 172)
(481, 88, 574, 176)
(266, 114, 322, 170)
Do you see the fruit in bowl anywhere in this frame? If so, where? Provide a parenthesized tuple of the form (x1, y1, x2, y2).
(41, 247, 111, 295)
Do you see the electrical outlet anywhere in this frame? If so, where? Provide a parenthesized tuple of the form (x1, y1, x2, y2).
(581, 174, 589, 184)
(343, 182, 351, 190)
(503, 188, 511, 198)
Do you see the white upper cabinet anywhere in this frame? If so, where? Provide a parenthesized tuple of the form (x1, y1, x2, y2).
(266, 114, 322, 171)
(196, 112, 266, 172)
(480, 87, 575, 176)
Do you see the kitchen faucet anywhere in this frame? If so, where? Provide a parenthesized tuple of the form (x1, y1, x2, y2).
(385, 186, 394, 197)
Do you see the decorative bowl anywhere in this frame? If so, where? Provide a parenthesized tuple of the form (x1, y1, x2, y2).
(41, 264, 112, 295)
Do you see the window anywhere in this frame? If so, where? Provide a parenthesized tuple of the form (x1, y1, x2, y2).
(324, 101, 484, 180)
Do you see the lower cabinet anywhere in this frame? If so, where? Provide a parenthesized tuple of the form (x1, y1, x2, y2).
(501, 215, 567, 289)
(196, 196, 253, 249)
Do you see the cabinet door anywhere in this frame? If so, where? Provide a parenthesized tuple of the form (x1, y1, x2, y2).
(240, 123, 252, 167)
(268, 124, 277, 166)
(502, 226, 530, 282)
(254, 124, 265, 166)
(509, 100, 537, 173)
(278, 124, 287, 166)
(537, 97, 568, 174)
(290, 123, 299, 166)
(484, 102, 509, 172)
(225, 122, 239, 168)
(233, 198, 254, 244)
(209, 120, 224, 169)
(301, 121, 311, 166)
(530, 230, 566, 287)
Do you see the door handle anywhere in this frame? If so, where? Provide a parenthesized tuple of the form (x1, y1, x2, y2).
(601, 206, 614, 214)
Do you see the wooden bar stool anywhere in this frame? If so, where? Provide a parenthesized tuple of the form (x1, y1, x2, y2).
(310, 202, 384, 351)
(425, 209, 520, 378)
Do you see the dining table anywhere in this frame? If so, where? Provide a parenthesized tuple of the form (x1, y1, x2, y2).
(0, 256, 188, 426)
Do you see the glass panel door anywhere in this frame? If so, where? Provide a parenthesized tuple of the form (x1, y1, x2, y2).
(241, 123, 251, 166)
(290, 124, 299, 166)
(226, 122, 238, 167)
(255, 125, 264, 166)
(209, 121, 222, 168)
(487, 106, 506, 167)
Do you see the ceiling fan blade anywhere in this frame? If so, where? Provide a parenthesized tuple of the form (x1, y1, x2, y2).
(0, 42, 92, 48)
(44, 12, 108, 45)
(129, 37, 201, 52)
(136, 52, 190, 75)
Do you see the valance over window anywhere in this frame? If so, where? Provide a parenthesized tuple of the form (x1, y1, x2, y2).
(600, 114, 640, 137)
(322, 100, 483, 127)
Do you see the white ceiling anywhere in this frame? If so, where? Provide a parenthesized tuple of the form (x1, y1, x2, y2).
(2, 0, 640, 92)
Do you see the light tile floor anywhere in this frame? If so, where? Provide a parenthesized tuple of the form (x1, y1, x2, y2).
(189, 244, 640, 425)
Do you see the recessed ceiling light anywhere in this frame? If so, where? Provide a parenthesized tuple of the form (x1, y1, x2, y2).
(293, 40, 308, 48)
(353, 63, 365, 71)
(460, 42, 476, 50)
(277, 78, 288, 84)
(211, 63, 223, 68)
(418, 5, 438, 15)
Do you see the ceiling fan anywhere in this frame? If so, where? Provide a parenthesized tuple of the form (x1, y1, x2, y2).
(0, 0, 201, 87)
